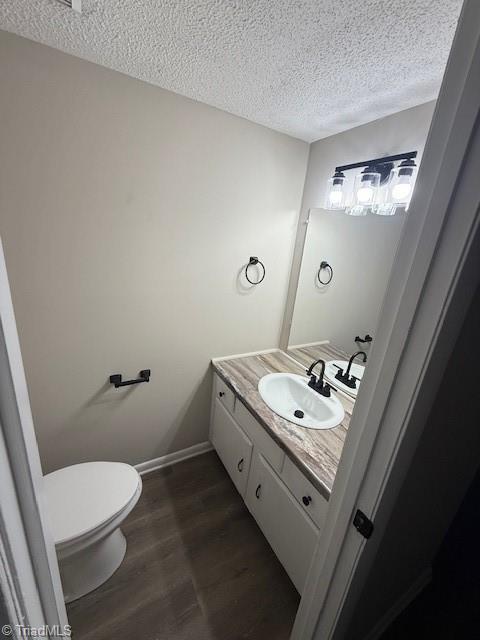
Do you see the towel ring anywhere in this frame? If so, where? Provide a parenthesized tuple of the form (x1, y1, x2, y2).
(245, 257, 266, 285)
(317, 261, 333, 285)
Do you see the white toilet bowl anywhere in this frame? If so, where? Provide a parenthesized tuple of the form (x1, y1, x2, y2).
(44, 461, 142, 603)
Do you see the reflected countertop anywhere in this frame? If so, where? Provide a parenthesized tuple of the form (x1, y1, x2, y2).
(212, 343, 354, 500)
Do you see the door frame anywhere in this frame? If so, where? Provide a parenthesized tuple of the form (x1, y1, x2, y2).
(1, 2, 479, 638)
(0, 239, 68, 637)
(292, 1, 480, 638)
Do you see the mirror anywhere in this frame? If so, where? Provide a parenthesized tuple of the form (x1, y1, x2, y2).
(286, 207, 407, 395)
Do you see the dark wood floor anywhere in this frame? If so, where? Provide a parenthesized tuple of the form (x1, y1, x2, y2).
(67, 451, 300, 640)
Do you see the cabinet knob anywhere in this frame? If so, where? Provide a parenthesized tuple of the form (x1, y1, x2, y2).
(219, 391, 225, 398)
(302, 495, 312, 506)
(255, 484, 262, 499)
(237, 458, 244, 472)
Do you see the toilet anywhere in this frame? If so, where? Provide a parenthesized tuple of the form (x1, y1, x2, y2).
(44, 462, 142, 603)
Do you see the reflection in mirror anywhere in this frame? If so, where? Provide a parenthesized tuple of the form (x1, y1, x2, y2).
(287, 208, 407, 396)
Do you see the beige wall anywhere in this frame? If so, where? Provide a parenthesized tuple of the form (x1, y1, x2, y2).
(287, 102, 435, 351)
(0, 31, 308, 473)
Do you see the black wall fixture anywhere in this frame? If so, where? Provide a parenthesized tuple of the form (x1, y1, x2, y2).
(317, 261, 333, 285)
(355, 334, 373, 344)
(110, 369, 151, 388)
(334, 151, 417, 185)
(245, 256, 266, 285)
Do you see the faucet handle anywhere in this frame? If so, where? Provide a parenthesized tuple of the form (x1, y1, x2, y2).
(307, 372, 317, 389)
(319, 381, 337, 398)
(348, 375, 359, 389)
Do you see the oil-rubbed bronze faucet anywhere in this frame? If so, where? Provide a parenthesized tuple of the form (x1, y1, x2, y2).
(306, 358, 336, 398)
(335, 351, 367, 389)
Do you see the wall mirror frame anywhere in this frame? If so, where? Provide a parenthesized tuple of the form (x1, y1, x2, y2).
(280, 206, 409, 358)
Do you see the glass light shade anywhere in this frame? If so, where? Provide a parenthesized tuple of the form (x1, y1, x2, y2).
(387, 160, 417, 207)
(373, 179, 396, 216)
(353, 169, 380, 207)
(346, 204, 368, 217)
(375, 203, 397, 216)
(325, 171, 346, 210)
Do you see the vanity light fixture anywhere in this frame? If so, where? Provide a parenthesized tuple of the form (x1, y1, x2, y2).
(325, 151, 418, 214)
(386, 158, 418, 208)
(56, 0, 82, 11)
(353, 167, 381, 207)
(325, 170, 346, 209)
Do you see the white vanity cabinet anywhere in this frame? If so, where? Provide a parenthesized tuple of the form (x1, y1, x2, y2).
(210, 373, 327, 593)
(246, 451, 319, 592)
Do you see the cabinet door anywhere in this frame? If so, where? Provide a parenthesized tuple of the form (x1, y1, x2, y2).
(246, 451, 319, 593)
(211, 398, 253, 497)
(234, 400, 285, 472)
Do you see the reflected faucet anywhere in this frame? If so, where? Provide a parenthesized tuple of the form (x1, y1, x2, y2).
(306, 358, 335, 398)
(335, 351, 367, 389)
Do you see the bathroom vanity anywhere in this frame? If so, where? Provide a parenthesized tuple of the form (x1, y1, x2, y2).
(210, 344, 354, 593)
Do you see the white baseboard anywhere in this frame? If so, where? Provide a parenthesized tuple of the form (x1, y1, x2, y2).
(287, 340, 330, 349)
(212, 347, 280, 362)
(135, 441, 213, 476)
(363, 566, 432, 640)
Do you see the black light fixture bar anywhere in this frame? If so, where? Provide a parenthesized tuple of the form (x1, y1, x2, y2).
(335, 151, 417, 173)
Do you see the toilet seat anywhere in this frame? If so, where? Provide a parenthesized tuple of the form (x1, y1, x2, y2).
(44, 462, 141, 547)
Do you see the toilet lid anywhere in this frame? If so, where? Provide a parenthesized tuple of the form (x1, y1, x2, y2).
(44, 462, 141, 545)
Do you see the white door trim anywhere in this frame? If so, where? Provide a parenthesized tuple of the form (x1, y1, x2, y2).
(0, 240, 68, 636)
(0, 416, 45, 638)
(292, 1, 480, 638)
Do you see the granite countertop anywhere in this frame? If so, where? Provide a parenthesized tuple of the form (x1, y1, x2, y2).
(212, 344, 355, 500)
(287, 342, 350, 370)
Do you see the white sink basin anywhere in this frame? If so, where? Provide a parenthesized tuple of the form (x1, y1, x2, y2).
(324, 360, 365, 398)
(258, 373, 345, 430)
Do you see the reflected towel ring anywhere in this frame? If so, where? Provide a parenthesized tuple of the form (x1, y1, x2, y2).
(245, 256, 266, 285)
(317, 261, 333, 285)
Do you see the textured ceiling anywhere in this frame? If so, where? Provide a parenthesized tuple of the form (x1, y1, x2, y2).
(0, 0, 462, 141)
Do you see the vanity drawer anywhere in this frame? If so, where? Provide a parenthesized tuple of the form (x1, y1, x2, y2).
(234, 400, 285, 472)
(282, 456, 328, 530)
(214, 374, 235, 414)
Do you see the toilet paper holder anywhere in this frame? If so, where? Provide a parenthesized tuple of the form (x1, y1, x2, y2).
(109, 369, 151, 388)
